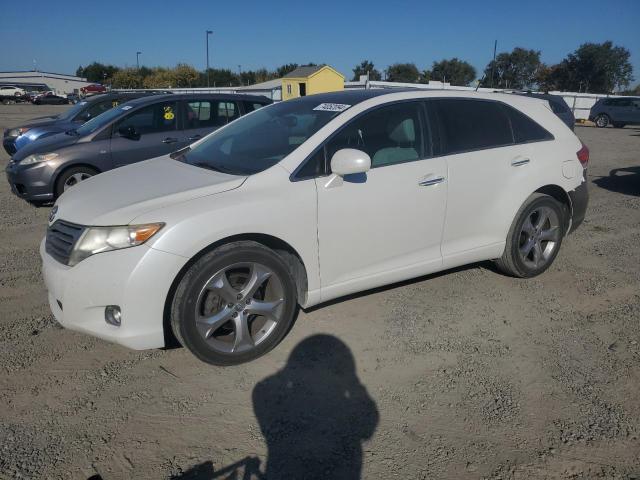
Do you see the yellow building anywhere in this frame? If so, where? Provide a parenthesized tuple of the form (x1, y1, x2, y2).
(281, 65, 345, 100)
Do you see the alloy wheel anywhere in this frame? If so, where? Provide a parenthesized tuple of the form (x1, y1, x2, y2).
(63, 172, 92, 190)
(595, 114, 609, 128)
(518, 206, 561, 270)
(194, 262, 285, 354)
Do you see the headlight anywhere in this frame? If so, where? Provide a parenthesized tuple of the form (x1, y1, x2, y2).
(21, 152, 58, 165)
(68, 223, 165, 266)
(6, 127, 30, 138)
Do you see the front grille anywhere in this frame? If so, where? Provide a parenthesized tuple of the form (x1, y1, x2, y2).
(46, 220, 85, 265)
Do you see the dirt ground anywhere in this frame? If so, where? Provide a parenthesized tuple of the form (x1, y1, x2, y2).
(0, 104, 639, 480)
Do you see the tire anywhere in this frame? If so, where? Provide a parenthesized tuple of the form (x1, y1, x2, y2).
(495, 193, 566, 278)
(612, 122, 625, 128)
(594, 114, 610, 128)
(170, 241, 298, 365)
(54, 166, 97, 197)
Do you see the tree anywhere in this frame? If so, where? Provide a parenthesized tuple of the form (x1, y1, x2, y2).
(142, 68, 175, 88)
(111, 68, 143, 89)
(76, 62, 120, 83)
(172, 64, 199, 87)
(386, 63, 420, 83)
(480, 48, 541, 89)
(276, 64, 299, 77)
(351, 60, 381, 81)
(200, 68, 240, 87)
(430, 58, 476, 86)
(555, 41, 633, 93)
(418, 70, 431, 84)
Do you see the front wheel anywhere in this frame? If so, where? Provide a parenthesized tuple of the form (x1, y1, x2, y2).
(54, 166, 97, 197)
(171, 242, 298, 365)
(495, 194, 566, 278)
(594, 114, 610, 128)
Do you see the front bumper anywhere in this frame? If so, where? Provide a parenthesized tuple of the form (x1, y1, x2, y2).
(40, 238, 188, 350)
(569, 172, 589, 233)
(5, 160, 55, 203)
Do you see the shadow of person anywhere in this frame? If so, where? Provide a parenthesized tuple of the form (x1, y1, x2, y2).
(253, 334, 378, 479)
(593, 166, 640, 197)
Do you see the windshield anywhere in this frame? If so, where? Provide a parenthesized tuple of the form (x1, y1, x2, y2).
(57, 100, 91, 121)
(181, 99, 349, 175)
(75, 105, 130, 136)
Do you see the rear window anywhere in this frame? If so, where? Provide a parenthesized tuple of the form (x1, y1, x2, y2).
(431, 99, 512, 154)
(243, 101, 268, 113)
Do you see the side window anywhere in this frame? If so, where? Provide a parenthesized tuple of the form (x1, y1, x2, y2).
(431, 99, 512, 154)
(326, 102, 426, 168)
(116, 101, 177, 135)
(184, 101, 239, 129)
(295, 147, 326, 179)
(243, 101, 267, 113)
(505, 106, 553, 143)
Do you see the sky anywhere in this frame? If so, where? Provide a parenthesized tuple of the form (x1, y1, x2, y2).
(1, 0, 639, 86)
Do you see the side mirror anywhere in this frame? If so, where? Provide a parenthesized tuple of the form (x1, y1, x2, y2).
(118, 125, 140, 140)
(330, 148, 371, 176)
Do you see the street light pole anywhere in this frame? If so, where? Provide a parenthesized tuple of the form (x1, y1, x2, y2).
(136, 51, 141, 70)
(206, 30, 213, 87)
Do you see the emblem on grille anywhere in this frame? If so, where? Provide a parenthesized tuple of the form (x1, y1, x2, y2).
(49, 205, 58, 223)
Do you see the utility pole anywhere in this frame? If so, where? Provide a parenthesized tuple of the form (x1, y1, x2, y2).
(490, 40, 497, 88)
(136, 51, 141, 70)
(206, 30, 213, 87)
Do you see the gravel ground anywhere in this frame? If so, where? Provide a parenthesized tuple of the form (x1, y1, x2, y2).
(0, 104, 639, 480)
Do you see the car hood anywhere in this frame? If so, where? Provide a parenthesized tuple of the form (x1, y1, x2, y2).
(14, 122, 78, 151)
(53, 156, 246, 226)
(11, 131, 80, 160)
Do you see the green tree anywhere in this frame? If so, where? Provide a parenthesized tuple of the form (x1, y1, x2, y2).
(480, 48, 541, 89)
(200, 68, 240, 87)
(76, 62, 120, 83)
(351, 60, 381, 81)
(172, 64, 199, 87)
(552, 41, 633, 93)
(142, 68, 175, 88)
(111, 68, 143, 89)
(386, 63, 420, 83)
(276, 63, 299, 77)
(430, 58, 476, 86)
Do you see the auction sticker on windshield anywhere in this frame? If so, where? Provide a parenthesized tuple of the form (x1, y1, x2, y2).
(313, 103, 351, 112)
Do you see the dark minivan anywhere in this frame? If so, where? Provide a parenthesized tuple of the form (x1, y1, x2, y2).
(2, 92, 157, 155)
(589, 96, 640, 128)
(5, 93, 271, 204)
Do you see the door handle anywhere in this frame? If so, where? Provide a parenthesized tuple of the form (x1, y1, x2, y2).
(188, 134, 202, 141)
(419, 176, 445, 186)
(511, 157, 530, 167)
(162, 137, 178, 144)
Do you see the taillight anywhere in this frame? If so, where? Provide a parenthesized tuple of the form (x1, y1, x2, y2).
(577, 143, 589, 167)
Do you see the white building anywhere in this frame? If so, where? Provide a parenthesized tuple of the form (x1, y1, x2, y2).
(0, 71, 92, 95)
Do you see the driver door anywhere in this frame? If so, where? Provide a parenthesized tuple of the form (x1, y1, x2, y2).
(315, 100, 447, 297)
(110, 101, 179, 167)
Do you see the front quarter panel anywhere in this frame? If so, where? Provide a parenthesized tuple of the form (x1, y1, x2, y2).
(134, 165, 321, 305)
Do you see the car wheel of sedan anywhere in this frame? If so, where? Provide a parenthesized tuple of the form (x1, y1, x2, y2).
(594, 114, 610, 128)
(495, 194, 566, 278)
(55, 166, 97, 197)
(171, 241, 298, 366)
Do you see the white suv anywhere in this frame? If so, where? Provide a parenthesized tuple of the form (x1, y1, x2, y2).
(0, 85, 26, 97)
(41, 90, 589, 365)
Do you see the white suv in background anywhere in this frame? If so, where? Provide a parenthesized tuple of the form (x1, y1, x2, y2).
(0, 85, 26, 97)
(41, 89, 589, 365)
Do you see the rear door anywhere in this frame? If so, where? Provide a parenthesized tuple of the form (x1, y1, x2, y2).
(178, 99, 240, 148)
(631, 99, 640, 124)
(429, 98, 553, 263)
(109, 100, 179, 167)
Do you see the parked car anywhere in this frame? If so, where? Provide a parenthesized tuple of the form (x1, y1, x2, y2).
(589, 96, 640, 128)
(34, 92, 69, 105)
(3, 92, 156, 155)
(514, 92, 575, 130)
(80, 84, 107, 96)
(6, 93, 271, 204)
(0, 85, 26, 97)
(67, 93, 81, 104)
(39, 89, 589, 365)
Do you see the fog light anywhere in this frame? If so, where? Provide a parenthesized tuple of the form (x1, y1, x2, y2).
(105, 305, 122, 326)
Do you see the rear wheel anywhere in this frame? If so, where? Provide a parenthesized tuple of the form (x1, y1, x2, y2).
(495, 194, 565, 278)
(594, 114, 610, 128)
(171, 242, 298, 365)
(54, 166, 97, 197)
